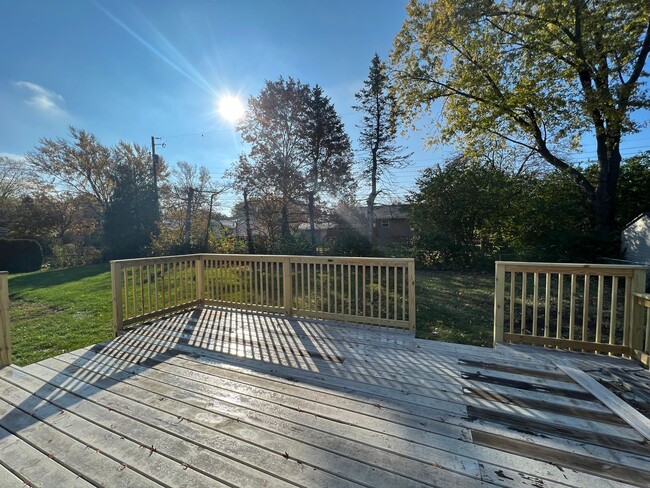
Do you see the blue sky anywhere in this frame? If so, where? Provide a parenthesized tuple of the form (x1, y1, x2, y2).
(1, 1, 649, 213)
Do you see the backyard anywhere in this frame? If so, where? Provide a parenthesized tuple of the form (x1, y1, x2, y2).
(6, 263, 494, 366)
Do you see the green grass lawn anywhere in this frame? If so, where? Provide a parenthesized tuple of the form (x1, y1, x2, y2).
(415, 269, 494, 347)
(8, 264, 113, 365)
(5, 264, 494, 365)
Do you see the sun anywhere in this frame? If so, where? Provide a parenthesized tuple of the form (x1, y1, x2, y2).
(217, 94, 246, 123)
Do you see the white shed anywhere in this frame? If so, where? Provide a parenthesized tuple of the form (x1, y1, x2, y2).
(621, 212, 650, 264)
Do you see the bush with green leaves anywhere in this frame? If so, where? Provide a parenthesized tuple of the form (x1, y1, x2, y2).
(327, 231, 374, 257)
(0, 238, 43, 273)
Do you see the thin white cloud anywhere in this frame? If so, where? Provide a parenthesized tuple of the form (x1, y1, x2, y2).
(14, 81, 66, 113)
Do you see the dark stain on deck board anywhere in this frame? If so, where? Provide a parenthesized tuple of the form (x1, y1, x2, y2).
(458, 359, 571, 382)
(472, 429, 649, 487)
(466, 405, 650, 457)
(462, 386, 627, 425)
(461, 371, 594, 400)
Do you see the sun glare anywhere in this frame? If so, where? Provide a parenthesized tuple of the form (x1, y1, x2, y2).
(217, 94, 246, 123)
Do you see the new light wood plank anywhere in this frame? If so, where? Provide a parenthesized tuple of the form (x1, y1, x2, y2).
(558, 362, 650, 442)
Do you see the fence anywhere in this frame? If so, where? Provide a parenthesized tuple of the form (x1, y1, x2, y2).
(111, 254, 416, 334)
(0, 272, 10, 367)
(494, 261, 648, 361)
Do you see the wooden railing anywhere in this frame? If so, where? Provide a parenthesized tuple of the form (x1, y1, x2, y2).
(110, 255, 202, 332)
(494, 261, 648, 357)
(634, 293, 650, 367)
(111, 254, 416, 334)
(0, 271, 10, 367)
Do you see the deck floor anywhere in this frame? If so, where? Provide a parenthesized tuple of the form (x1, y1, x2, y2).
(1, 306, 650, 487)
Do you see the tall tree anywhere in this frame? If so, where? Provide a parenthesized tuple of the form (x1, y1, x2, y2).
(103, 161, 158, 259)
(239, 78, 311, 238)
(391, 0, 650, 251)
(353, 54, 410, 244)
(304, 85, 354, 248)
(238, 77, 354, 243)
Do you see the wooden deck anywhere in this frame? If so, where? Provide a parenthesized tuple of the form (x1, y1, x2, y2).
(1, 307, 649, 487)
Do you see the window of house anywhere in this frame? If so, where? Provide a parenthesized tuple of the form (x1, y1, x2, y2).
(381, 219, 389, 228)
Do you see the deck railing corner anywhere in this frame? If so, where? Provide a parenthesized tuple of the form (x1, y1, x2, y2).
(111, 254, 416, 334)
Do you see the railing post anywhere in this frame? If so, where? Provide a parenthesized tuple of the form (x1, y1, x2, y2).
(283, 257, 293, 317)
(493, 262, 506, 346)
(0, 271, 11, 367)
(408, 259, 416, 332)
(196, 254, 205, 304)
(110, 261, 124, 336)
(631, 268, 648, 352)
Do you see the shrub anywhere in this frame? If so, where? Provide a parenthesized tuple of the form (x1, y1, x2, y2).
(327, 231, 373, 257)
(47, 244, 103, 269)
(0, 238, 43, 273)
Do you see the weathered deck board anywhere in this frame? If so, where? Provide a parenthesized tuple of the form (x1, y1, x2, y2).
(0, 394, 161, 488)
(43, 348, 633, 487)
(0, 306, 648, 487)
(0, 424, 93, 488)
(0, 462, 25, 488)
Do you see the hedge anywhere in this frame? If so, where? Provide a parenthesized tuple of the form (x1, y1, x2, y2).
(0, 239, 43, 273)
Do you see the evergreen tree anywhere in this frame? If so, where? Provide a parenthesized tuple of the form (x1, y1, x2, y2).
(103, 163, 157, 259)
(304, 85, 354, 248)
(353, 54, 410, 244)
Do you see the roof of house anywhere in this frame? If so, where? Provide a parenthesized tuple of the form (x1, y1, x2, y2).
(372, 205, 410, 220)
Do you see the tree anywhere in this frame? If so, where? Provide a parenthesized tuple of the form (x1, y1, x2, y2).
(391, 0, 650, 252)
(160, 161, 219, 252)
(239, 78, 311, 238)
(26, 127, 113, 214)
(0, 155, 28, 203)
(409, 155, 594, 267)
(354, 54, 410, 244)
(227, 155, 257, 253)
(614, 151, 650, 230)
(238, 77, 354, 244)
(304, 85, 354, 248)
(103, 161, 158, 259)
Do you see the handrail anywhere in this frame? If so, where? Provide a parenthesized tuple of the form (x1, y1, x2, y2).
(111, 254, 416, 334)
(0, 271, 10, 367)
(494, 261, 648, 359)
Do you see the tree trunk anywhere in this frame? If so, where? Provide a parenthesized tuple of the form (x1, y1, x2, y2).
(281, 202, 290, 239)
(308, 192, 316, 250)
(592, 138, 622, 254)
(366, 149, 378, 245)
(243, 190, 255, 254)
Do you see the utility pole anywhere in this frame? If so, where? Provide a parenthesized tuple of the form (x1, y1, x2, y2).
(151, 136, 162, 223)
(184, 187, 194, 250)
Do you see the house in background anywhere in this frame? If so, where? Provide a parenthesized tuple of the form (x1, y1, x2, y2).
(621, 212, 650, 264)
(371, 205, 412, 245)
(326, 203, 412, 246)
